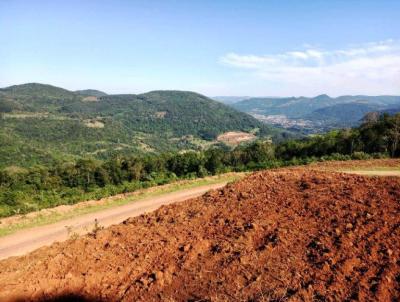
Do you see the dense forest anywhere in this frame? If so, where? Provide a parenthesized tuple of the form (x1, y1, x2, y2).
(0, 112, 399, 217)
(0, 83, 286, 167)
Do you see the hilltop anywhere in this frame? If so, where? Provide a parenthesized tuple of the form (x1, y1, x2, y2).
(0, 83, 77, 99)
(75, 89, 108, 97)
(0, 83, 282, 167)
(0, 164, 399, 301)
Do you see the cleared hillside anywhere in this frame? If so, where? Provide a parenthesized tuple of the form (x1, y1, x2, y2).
(0, 166, 399, 301)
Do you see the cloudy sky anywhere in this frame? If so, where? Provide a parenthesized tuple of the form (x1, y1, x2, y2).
(1, 0, 399, 97)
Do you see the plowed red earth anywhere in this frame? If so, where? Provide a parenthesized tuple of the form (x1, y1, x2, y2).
(1, 169, 400, 301)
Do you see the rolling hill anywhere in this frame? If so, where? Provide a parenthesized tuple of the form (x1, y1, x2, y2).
(0, 83, 282, 168)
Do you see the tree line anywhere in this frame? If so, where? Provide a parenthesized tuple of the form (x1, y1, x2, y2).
(0, 113, 399, 217)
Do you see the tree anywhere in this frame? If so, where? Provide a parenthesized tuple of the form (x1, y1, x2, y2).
(75, 159, 98, 189)
(388, 114, 400, 157)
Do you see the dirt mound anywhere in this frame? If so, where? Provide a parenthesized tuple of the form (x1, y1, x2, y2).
(0, 169, 399, 301)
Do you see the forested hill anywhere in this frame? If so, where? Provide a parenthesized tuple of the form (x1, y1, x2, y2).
(0, 83, 284, 168)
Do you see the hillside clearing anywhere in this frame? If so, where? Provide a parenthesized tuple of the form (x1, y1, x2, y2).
(82, 96, 98, 102)
(217, 131, 256, 145)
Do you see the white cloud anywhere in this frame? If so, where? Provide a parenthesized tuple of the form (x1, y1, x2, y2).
(219, 40, 400, 96)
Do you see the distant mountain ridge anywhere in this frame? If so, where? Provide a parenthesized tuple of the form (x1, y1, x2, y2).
(304, 102, 380, 126)
(225, 94, 400, 132)
(0, 83, 284, 167)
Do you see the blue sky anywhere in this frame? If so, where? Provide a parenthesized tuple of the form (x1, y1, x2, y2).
(1, 0, 399, 96)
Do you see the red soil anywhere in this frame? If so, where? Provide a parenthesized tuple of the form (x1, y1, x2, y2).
(0, 168, 399, 301)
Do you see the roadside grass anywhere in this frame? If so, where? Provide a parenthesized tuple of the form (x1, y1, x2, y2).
(0, 173, 245, 237)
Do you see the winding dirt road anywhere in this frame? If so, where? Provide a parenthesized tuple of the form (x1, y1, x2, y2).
(0, 182, 227, 260)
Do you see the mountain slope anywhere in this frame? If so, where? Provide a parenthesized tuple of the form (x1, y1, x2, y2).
(305, 102, 380, 126)
(0, 84, 281, 167)
(232, 95, 335, 118)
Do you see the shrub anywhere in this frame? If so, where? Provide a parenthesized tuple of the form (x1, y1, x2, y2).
(351, 152, 372, 160)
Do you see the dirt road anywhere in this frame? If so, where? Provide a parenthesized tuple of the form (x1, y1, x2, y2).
(0, 182, 227, 260)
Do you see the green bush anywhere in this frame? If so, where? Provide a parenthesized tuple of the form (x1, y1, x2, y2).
(351, 152, 372, 160)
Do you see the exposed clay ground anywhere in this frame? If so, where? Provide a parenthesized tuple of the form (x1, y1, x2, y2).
(217, 131, 256, 145)
(0, 166, 400, 301)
